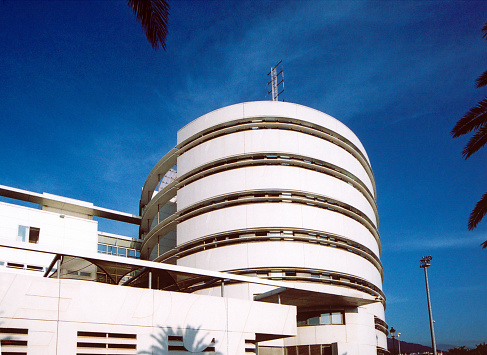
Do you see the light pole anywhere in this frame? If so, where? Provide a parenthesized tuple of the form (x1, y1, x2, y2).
(397, 332, 401, 355)
(420, 256, 437, 355)
(390, 327, 396, 355)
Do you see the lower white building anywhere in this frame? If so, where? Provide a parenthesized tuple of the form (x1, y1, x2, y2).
(0, 101, 388, 355)
(0, 186, 296, 354)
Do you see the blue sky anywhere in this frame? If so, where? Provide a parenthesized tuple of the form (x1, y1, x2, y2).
(1, 0, 486, 349)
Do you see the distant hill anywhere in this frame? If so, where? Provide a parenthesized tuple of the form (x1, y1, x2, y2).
(387, 338, 449, 353)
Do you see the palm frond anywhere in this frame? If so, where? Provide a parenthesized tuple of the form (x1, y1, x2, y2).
(451, 98, 487, 137)
(128, 0, 169, 50)
(468, 191, 487, 230)
(476, 70, 487, 88)
(481, 240, 487, 248)
(462, 124, 487, 159)
(482, 22, 487, 38)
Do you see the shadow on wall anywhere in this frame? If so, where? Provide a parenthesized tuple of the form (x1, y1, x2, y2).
(139, 325, 223, 355)
(0, 313, 13, 353)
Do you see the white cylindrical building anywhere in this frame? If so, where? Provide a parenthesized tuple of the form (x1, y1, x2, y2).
(139, 101, 387, 355)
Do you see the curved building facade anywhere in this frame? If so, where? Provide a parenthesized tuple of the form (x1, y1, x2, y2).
(139, 101, 387, 354)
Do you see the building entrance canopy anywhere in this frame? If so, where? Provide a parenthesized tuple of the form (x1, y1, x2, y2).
(1, 239, 378, 308)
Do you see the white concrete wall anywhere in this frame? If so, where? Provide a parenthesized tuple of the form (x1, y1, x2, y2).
(177, 241, 382, 289)
(0, 202, 98, 272)
(177, 203, 379, 257)
(177, 166, 377, 227)
(177, 102, 370, 166)
(0, 273, 296, 355)
(259, 305, 383, 355)
(177, 129, 374, 196)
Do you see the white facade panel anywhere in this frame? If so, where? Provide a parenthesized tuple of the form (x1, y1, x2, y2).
(177, 130, 374, 195)
(0, 202, 99, 272)
(0, 273, 296, 354)
(177, 102, 370, 165)
(177, 242, 382, 288)
(177, 166, 377, 226)
(177, 204, 379, 257)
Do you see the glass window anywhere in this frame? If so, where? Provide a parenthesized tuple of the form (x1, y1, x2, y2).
(298, 312, 344, 327)
(270, 271, 283, 278)
(118, 247, 127, 257)
(128, 249, 136, 258)
(308, 317, 319, 325)
(17, 225, 28, 242)
(80, 272, 91, 277)
(331, 312, 343, 324)
(320, 313, 331, 324)
(108, 246, 116, 255)
(136, 251, 141, 259)
(98, 244, 107, 254)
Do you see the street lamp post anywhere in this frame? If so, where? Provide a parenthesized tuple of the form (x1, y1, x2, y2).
(420, 256, 437, 355)
(390, 327, 396, 355)
(397, 333, 401, 355)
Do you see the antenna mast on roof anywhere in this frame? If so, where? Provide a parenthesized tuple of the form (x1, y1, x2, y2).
(267, 60, 284, 101)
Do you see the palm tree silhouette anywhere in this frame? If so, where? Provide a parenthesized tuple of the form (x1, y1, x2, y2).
(138, 325, 223, 355)
(128, 0, 169, 50)
(0, 0, 169, 50)
(451, 21, 487, 248)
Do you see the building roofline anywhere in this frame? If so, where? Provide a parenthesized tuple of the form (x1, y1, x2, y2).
(0, 184, 141, 225)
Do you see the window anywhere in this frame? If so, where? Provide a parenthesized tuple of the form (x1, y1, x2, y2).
(270, 270, 283, 279)
(17, 225, 28, 242)
(118, 247, 127, 257)
(29, 227, 40, 243)
(320, 313, 331, 324)
(331, 312, 344, 324)
(98, 243, 139, 259)
(298, 311, 345, 326)
(17, 226, 40, 244)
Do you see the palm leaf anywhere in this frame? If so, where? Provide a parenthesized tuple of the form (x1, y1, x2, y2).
(476, 70, 487, 88)
(462, 124, 487, 159)
(128, 0, 169, 50)
(451, 98, 487, 137)
(468, 191, 487, 230)
(482, 22, 487, 38)
(481, 240, 487, 248)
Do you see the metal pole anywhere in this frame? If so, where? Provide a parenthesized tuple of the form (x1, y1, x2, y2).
(397, 333, 401, 355)
(423, 266, 437, 355)
(57, 256, 63, 279)
(390, 327, 396, 355)
(421, 256, 437, 355)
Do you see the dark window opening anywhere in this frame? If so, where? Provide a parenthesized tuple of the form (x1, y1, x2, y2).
(28, 227, 40, 244)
